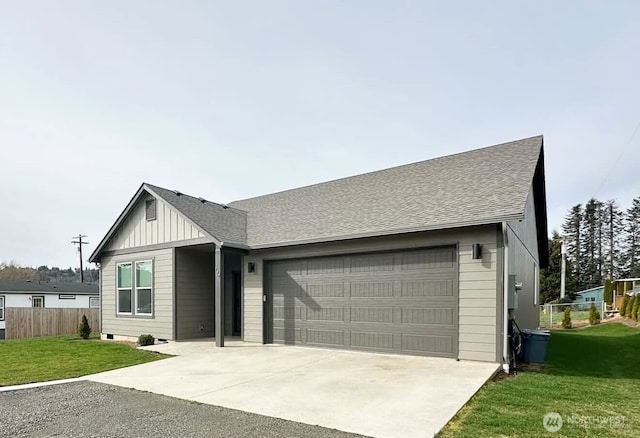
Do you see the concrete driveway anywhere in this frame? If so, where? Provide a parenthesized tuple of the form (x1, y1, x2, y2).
(87, 341, 498, 438)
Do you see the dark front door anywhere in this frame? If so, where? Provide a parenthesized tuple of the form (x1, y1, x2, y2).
(232, 271, 242, 336)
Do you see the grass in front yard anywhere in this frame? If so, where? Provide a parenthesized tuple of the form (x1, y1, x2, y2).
(438, 323, 640, 438)
(0, 335, 170, 386)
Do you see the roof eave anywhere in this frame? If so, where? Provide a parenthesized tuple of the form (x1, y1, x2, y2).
(247, 214, 524, 250)
(89, 183, 222, 263)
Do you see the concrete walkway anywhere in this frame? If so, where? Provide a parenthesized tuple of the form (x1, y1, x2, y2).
(87, 341, 498, 438)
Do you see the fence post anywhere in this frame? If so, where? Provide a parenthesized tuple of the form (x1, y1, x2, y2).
(550, 307, 553, 329)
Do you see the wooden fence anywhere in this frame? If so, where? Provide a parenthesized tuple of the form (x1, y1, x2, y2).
(5, 307, 100, 339)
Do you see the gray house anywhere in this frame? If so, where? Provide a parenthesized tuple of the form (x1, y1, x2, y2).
(90, 136, 547, 368)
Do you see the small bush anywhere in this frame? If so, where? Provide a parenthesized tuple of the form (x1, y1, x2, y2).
(138, 334, 155, 346)
(589, 303, 601, 325)
(625, 295, 636, 319)
(620, 295, 629, 317)
(632, 296, 640, 321)
(78, 314, 91, 339)
(562, 307, 572, 329)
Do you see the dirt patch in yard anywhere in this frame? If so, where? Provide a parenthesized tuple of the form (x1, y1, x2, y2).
(602, 314, 640, 328)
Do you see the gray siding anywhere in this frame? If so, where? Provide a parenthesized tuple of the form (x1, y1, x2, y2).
(101, 248, 173, 340)
(245, 226, 499, 362)
(507, 187, 540, 329)
(175, 248, 214, 339)
(106, 195, 206, 251)
(244, 255, 264, 343)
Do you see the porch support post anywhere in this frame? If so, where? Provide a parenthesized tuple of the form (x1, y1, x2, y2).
(215, 245, 225, 347)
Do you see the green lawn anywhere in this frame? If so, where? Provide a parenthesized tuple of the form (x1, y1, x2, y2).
(438, 323, 640, 437)
(0, 335, 170, 386)
(539, 310, 590, 327)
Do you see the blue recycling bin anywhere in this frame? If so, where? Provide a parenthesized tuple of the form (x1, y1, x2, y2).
(521, 329, 550, 363)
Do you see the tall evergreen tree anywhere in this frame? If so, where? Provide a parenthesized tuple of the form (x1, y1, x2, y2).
(603, 199, 624, 279)
(623, 198, 640, 277)
(562, 204, 583, 290)
(582, 198, 603, 288)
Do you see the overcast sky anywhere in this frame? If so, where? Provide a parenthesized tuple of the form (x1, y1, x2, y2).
(1, 1, 639, 269)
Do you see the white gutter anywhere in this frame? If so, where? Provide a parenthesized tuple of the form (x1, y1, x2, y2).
(501, 221, 510, 372)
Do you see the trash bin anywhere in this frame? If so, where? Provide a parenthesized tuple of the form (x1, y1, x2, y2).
(521, 329, 550, 363)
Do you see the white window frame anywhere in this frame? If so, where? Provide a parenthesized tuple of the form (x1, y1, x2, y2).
(116, 260, 153, 317)
(116, 262, 133, 315)
(0, 296, 4, 321)
(134, 260, 153, 316)
(32, 296, 45, 308)
(89, 296, 100, 308)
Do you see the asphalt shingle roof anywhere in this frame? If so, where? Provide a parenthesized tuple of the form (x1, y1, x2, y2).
(0, 280, 99, 294)
(145, 184, 248, 246)
(93, 136, 544, 258)
(229, 136, 544, 247)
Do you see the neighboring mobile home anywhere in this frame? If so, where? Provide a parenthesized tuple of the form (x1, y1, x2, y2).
(572, 286, 604, 304)
(90, 136, 548, 369)
(0, 280, 99, 339)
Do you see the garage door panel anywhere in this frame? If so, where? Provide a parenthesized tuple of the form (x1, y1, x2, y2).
(401, 249, 456, 270)
(271, 261, 303, 277)
(350, 254, 395, 272)
(273, 327, 302, 343)
(307, 258, 345, 275)
(402, 307, 454, 325)
(402, 334, 453, 354)
(401, 279, 455, 297)
(305, 283, 345, 297)
(307, 307, 345, 322)
(350, 281, 394, 297)
(307, 329, 344, 346)
(351, 332, 395, 350)
(267, 246, 458, 358)
(350, 307, 394, 323)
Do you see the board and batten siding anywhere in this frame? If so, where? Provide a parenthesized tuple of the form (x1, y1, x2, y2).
(245, 225, 500, 362)
(508, 187, 540, 330)
(106, 195, 206, 251)
(101, 248, 174, 340)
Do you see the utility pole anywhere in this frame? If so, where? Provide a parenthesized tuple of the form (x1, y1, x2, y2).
(71, 234, 89, 283)
(609, 202, 614, 278)
(560, 239, 567, 299)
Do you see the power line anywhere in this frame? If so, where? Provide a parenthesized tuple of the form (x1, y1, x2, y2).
(71, 234, 89, 283)
(594, 118, 640, 198)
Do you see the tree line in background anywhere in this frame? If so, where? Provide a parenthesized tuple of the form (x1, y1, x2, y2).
(0, 262, 99, 284)
(540, 197, 640, 303)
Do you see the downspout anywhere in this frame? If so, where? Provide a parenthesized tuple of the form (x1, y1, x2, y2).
(501, 222, 510, 372)
(97, 261, 102, 339)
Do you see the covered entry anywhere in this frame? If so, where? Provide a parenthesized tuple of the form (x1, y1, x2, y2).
(265, 246, 459, 357)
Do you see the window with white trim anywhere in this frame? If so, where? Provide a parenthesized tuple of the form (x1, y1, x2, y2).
(117, 260, 153, 316)
(0, 296, 4, 320)
(32, 296, 44, 308)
